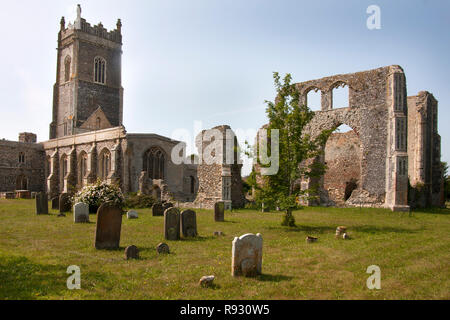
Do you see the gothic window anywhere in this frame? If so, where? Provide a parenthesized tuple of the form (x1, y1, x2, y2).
(18, 152, 25, 164)
(398, 157, 408, 176)
(143, 148, 165, 180)
(96, 117, 101, 130)
(63, 122, 68, 136)
(94, 57, 106, 84)
(99, 149, 111, 181)
(64, 56, 71, 82)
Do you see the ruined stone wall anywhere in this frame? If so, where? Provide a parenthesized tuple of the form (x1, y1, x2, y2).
(194, 125, 246, 209)
(0, 138, 45, 192)
(323, 131, 361, 206)
(407, 91, 444, 207)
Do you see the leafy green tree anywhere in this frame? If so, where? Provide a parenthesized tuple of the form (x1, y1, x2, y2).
(253, 73, 330, 226)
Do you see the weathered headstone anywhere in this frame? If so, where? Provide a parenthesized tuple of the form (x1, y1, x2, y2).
(335, 226, 347, 238)
(152, 203, 164, 216)
(214, 202, 225, 222)
(35, 192, 49, 215)
(164, 207, 180, 240)
(199, 275, 215, 288)
(59, 193, 71, 213)
(231, 233, 263, 277)
(156, 243, 170, 254)
(74, 202, 90, 223)
(162, 202, 174, 212)
(181, 210, 197, 238)
(124, 245, 139, 260)
(127, 210, 138, 219)
(214, 231, 224, 237)
(94, 202, 123, 250)
(51, 197, 59, 210)
(306, 236, 318, 243)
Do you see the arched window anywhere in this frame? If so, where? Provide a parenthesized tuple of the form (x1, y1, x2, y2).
(331, 81, 349, 109)
(18, 152, 25, 164)
(143, 147, 165, 180)
(305, 87, 322, 111)
(94, 57, 106, 84)
(99, 149, 111, 181)
(61, 155, 68, 178)
(64, 56, 71, 82)
(96, 117, 101, 130)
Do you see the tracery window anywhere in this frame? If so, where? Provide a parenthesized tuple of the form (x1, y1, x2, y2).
(94, 57, 106, 84)
(143, 148, 165, 180)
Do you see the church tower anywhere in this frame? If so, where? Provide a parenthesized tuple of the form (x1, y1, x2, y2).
(49, 5, 123, 139)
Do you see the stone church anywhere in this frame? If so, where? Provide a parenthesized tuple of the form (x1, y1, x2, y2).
(0, 7, 444, 211)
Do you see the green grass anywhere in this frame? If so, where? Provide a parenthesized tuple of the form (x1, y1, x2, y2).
(0, 199, 449, 300)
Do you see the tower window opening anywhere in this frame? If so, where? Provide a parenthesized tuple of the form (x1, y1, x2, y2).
(94, 57, 106, 84)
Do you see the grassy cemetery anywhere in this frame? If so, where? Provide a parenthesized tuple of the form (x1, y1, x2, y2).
(0, 197, 449, 300)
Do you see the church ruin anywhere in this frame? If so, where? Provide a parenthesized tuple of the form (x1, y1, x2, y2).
(268, 65, 444, 211)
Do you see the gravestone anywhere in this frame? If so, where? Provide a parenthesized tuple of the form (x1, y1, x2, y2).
(156, 243, 170, 254)
(180, 210, 197, 238)
(35, 192, 48, 215)
(199, 275, 215, 288)
(51, 197, 59, 210)
(74, 202, 89, 223)
(94, 202, 123, 250)
(124, 245, 139, 260)
(335, 226, 347, 238)
(127, 210, 138, 219)
(163, 202, 174, 212)
(214, 231, 224, 237)
(231, 233, 263, 277)
(59, 193, 71, 213)
(164, 207, 180, 240)
(214, 202, 225, 222)
(152, 203, 164, 217)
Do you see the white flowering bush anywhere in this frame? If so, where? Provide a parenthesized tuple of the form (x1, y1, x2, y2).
(72, 180, 125, 212)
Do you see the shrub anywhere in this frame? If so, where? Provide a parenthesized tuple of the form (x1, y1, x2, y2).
(124, 193, 156, 209)
(72, 180, 125, 212)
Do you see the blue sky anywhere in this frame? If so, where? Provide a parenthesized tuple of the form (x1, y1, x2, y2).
(0, 0, 449, 175)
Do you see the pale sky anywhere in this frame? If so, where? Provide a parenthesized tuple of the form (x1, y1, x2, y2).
(0, 0, 449, 176)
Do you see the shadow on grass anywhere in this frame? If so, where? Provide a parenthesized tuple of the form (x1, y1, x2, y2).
(256, 274, 293, 283)
(180, 236, 216, 242)
(0, 255, 68, 300)
(266, 224, 422, 235)
(352, 225, 423, 234)
(265, 225, 335, 234)
(412, 207, 450, 215)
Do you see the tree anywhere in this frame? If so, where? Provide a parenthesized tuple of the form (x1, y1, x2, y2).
(253, 73, 330, 226)
(443, 162, 449, 201)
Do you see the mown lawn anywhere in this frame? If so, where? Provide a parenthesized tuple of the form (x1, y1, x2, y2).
(0, 199, 449, 300)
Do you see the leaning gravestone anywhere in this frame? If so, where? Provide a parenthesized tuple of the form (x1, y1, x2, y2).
(156, 243, 170, 254)
(94, 202, 123, 250)
(181, 210, 197, 238)
(35, 192, 48, 215)
(124, 245, 139, 260)
(74, 202, 89, 223)
(214, 202, 225, 222)
(152, 203, 164, 216)
(232, 233, 263, 277)
(164, 207, 180, 240)
(59, 193, 71, 213)
(127, 210, 138, 219)
(51, 197, 59, 210)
